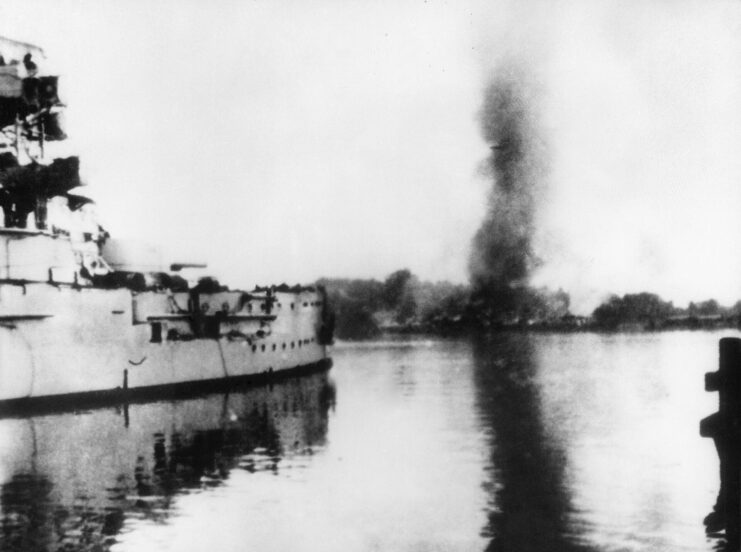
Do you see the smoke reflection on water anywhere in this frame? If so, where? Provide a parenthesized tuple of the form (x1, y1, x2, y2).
(472, 333, 593, 552)
(473, 331, 731, 552)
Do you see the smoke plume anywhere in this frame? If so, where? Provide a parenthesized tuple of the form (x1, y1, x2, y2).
(469, 62, 547, 324)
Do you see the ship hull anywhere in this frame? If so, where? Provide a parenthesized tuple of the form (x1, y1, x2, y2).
(0, 356, 331, 416)
(0, 282, 332, 404)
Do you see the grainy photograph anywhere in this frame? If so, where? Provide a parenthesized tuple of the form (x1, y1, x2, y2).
(0, 1, 738, 551)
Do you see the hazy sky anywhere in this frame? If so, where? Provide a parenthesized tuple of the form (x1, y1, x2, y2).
(2, 0, 741, 313)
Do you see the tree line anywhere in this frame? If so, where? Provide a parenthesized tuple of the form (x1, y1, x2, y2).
(318, 270, 741, 339)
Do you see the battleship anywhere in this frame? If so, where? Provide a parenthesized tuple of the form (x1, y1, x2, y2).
(0, 36, 333, 407)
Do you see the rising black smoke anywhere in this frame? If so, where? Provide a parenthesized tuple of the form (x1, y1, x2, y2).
(469, 63, 548, 325)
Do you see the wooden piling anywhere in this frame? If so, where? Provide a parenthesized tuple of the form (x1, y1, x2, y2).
(701, 337, 741, 545)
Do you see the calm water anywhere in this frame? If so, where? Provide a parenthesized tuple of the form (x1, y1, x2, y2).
(0, 331, 735, 551)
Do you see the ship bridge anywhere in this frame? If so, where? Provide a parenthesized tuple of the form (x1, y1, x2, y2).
(0, 35, 73, 233)
(0, 35, 64, 155)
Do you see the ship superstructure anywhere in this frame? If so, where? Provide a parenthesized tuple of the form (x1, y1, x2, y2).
(0, 36, 333, 404)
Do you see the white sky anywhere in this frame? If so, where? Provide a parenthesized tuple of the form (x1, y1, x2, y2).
(2, 0, 741, 313)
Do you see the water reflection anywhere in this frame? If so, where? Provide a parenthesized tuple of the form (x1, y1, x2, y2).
(0, 372, 334, 552)
(473, 333, 594, 552)
(473, 331, 731, 552)
(0, 333, 730, 552)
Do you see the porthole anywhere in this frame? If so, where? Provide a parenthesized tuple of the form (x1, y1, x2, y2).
(272, 344, 277, 351)
(251, 344, 257, 353)
(261, 344, 266, 352)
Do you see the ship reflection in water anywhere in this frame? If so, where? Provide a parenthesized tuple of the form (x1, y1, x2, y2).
(0, 372, 335, 551)
(0, 333, 730, 551)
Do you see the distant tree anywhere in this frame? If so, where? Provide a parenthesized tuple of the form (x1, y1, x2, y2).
(521, 287, 571, 322)
(692, 299, 721, 316)
(382, 269, 420, 324)
(592, 295, 622, 329)
(395, 291, 417, 323)
(383, 269, 412, 309)
(316, 277, 384, 339)
(592, 292, 674, 329)
(415, 281, 471, 331)
(333, 303, 380, 339)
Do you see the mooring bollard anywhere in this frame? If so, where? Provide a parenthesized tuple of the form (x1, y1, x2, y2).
(700, 337, 741, 545)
